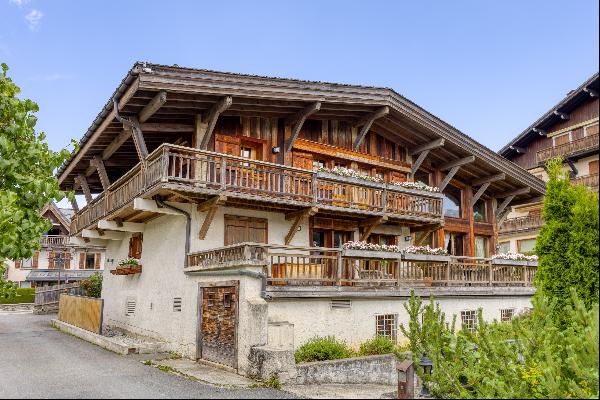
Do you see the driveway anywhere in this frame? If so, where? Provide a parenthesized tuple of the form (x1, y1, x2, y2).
(0, 313, 295, 399)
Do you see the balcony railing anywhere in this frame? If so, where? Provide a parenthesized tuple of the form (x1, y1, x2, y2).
(71, 144, 443, 233)
(498, 214, 543, 235)
(536, 133, 599, 164)
(571, 173, 599, 191)
(40, 235, 71, 247)
(186, 243, 537, 288)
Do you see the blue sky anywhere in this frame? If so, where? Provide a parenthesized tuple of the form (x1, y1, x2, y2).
(1, 0, 598, 154)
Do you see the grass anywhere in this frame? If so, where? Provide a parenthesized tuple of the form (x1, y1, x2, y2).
(0, 288, 35, 304)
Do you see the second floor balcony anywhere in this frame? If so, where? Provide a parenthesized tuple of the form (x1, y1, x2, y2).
(70, 144, 444, 234)
(536, 133, 599, 165)
(40, 235, 71, 247)
(571, 173, 599, 191)
(498, 214, 544, 235)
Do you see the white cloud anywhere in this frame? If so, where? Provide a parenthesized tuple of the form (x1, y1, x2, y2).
(9, 0, 31, 6)
(24, 9, 43, 30)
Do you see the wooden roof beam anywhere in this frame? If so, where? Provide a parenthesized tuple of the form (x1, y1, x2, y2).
(409, 138, 445, 155)
(285, 102, 321, 152)
(471, 173, 506, 186)
(139, 123, 195, 133)
(352, 106, 389, 151)
(199, 96, 233, 149)
(138, 91, 167, 123)
(584, 87, 598, 97)
(495, 187, 530, 198)
(439, 155, 476, 171)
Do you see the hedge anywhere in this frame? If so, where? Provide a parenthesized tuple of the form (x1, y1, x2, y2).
(0, 288, 35, 304)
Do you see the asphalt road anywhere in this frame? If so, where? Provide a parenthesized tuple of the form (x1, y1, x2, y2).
(0, 313, 295, 399)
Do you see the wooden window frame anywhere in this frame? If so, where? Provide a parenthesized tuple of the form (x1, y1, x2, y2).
(375, 314, 398, 342)
(460, 310, 478, 332)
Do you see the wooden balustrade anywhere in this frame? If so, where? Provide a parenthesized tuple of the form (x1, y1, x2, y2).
(187, 243, 537, 288)
(72, 144, 443, 233)
(536, 133, 599, 164)
(40, 235, 70, 247)
(571, 173, 599, 191)
(499, 214, 543, 234)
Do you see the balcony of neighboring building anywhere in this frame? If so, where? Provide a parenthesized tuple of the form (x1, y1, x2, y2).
(498, 214, 543, 235)
(571, 173, 599, 192)
(536, 133, 599, 165)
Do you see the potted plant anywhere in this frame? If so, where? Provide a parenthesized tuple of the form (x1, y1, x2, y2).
(491, 253, 537, 266)
(401, 246, 450, 262)
(116, 258, 142, 275)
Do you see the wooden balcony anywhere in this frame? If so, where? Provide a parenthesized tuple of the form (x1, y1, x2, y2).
(40, 235, 71, 247)
(186, 243, 537, 289)
(536, 133, 599, 164)
(498, 214, 543, 235)
(571, 173, 599, 191)
(70, 144, 443, 233)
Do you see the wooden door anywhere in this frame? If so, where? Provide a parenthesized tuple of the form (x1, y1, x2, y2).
(224, 215, 267, 245)
(199, 283, 239, 369)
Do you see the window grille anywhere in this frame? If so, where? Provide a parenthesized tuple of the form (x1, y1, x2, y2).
(376, 314, 397, 342)
(460, 310, 478, 332)
(125, 297, 136, 317)
(330, 299, 352, 310)
(173, 297, 182, 312)
(500, 308, 515, 322)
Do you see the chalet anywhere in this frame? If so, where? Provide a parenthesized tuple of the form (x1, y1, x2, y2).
(7, 203, 106, 288)
(57, 62, 544, 375)
(498, 73, 599, 254)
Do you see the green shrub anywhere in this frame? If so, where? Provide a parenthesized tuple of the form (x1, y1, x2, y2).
(358, 335, 396, 356)
(80, 272, 102, 298)
(0, 287, 35, 304)
(294, 336, 354, 363)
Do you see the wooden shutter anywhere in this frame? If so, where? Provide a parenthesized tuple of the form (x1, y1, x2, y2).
(79, 253, 85, 269)
(32, 252, 39, 269)
(215, 134, 241, 156)
(224, 215, 268, 245)
(48, 251, 55, 269)
(15, 260, 21, 269)
(64, 252, 70, 269)
(589, 160, 598, 175)
(292, 152, 313, 170)
(129, 235, 143, 259)
(94, 253, 101, 269)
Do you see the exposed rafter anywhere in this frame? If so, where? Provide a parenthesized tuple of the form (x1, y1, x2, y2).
(198, 195, 227, 240)
(359, 215, 388, 241)
(199, 96, 233, 149)
(98, 219, 144, 233)
(553, 110, 569, 120)
(284, 207, 318, 245)
(352, 106, 389, 151)
(139, 123, 195, 133)
(583, 87, 598, 97)
(471, 173, 505, 186)
(81, 229, 124, 241)
(495, 187, 530, 198)
(285, 102, 321, 152)
(532, 128, 547, 136)
(138, 91, 167, 123)
(509, 145, 527, 154)
(90, 155, 111, 190)
(409, 138, 445, 156)
(439, 156, 476, 171)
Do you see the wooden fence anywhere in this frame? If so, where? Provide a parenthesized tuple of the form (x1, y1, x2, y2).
(34, 283, 82, 314)
(58, 294, 104, 334)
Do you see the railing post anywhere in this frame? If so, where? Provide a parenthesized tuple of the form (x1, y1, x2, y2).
(161, 148, 169, 182)
(445, 260, 450, 285)
(523, 265, 529, 286)
(382, 186, 388, 213)
(220, 157, 227, 190)
(312, 172, 318, 204)
(488, 260, 493, 286)
(336, 252, 343, 286)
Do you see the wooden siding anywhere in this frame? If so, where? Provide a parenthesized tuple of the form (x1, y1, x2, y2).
(58, 294, 103, 334)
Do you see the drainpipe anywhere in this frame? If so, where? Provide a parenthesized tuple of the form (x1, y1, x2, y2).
(186, 269, 269, 299)
(153, 197, 191, 267)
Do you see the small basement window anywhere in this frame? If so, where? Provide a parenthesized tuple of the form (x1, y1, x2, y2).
(376, 314, 397, 342)
(501, 308, 515, 322)
(330, 299, 352, 310)
(460, 310, 478, 332)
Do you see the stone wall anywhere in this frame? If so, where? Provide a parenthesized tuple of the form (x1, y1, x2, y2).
(295, 354, 399, 385)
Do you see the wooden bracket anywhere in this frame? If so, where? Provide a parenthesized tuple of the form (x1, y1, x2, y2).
(69, 195, 79, 213)
(352, 106, 389, 151)
(409, 138, 445, 156)
(198, 195, 227, 240)
(200, 96, 233, 149)
(74, 174, 93, 203)
(439, 155, 476, 171)
(359, 215, 388, 241)
(410, 150, 430, 177)
(495, 195, 516, 219)
(470, 182, 491, 207)
(90, 155, 111, 190)
(139, 91, 167, 123)
(285, 102, 321, 152)
(284, 207, 318, 245)
(495, 187, 530, 198)
(438, 165, 460, 192)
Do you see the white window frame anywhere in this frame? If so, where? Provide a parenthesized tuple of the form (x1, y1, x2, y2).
(500, 308, 515, 322)
(375, 314, 398, 342)
(460, 310, 478, 332)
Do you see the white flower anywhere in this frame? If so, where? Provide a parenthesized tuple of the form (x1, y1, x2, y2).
(391, 181, 440, 192)
(492, 253, 538, 261)
(319, 167, 384, 183)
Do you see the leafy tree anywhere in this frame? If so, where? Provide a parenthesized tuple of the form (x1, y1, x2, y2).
(535, 158, 599, 325)
(400, 290, 599, 399)
(0, 63, 74, 297)
(80, 272, 103, 298)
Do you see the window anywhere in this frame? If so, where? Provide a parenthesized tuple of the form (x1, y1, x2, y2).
(589, 160, 599, 175)
(517, 238, 536, 255)
(443, 185, 462, 218)
(583, 123, 598, 137)
(128, 234, 143, 259)
(312, 159, 326, 169)
(414, 231, 433, 247)
(498, 242, 511, 254)
(460, 310, 478, 332)
(414, 171, 430, 186)
(445, 233, 464, 256)
(475, 236, 489, 258)
(501, 308, 515, 322)
(20, 258, 33, 269)
(473, 199, 487, 222)
(223, 292, 232, 308)
(333, 231, 351, 248)
(312, 230, 326, 247)
(376, 314, 397, 342)
(206, 289, 216, 308)
(375, 171, 385, 181)
(240, 147, 252, 159)
(85, 253, 96, 270)
(53, 252, 66, 269)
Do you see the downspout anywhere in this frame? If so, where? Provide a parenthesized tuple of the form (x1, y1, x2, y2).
(154, 197, 191, 267)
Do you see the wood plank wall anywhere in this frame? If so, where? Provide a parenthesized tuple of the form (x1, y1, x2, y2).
(58, 294, 104, 334)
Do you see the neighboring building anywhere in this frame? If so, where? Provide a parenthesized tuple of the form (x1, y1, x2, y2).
(498, 73, 599, 254)
(57, 63, 544, 374)
(7, 203, 106, 288)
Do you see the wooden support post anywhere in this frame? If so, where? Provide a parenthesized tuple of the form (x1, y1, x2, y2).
(69, 195, 79, 213)
(90, 155, 111, 191)
(128, 116, 149, 162)
(470, 182, 490, 207)
(199, 96, 233, 149)
(285, 102, 321, 152)
(284, 207, 318, 245)
(359, 215, 388, 241)
(198, 195, 227, 240)
(495, 195, 515, 220)
(75, 175, 93, 203)
(352, 106, 389, 151)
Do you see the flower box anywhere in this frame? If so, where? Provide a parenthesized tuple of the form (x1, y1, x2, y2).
(401, 253, 451, 262)
(342, 249, 402, 259)
(110, 264, 143, 276)
(316, 171, 385, 188)
(491, 259, 528, 266)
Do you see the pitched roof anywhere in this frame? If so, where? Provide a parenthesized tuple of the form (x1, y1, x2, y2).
(499, 72, 599, 157)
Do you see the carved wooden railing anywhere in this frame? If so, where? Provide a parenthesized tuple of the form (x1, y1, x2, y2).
(71, 144, 443, 233)
(186, 243, 537, 288)
(499, 214, 543, 234)
(40, 235, 70, 247)
(536, 133, 599, 164)
(571, 173, 599, 191)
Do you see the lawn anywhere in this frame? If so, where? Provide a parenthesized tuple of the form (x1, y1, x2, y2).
(0, 288, 35, 304)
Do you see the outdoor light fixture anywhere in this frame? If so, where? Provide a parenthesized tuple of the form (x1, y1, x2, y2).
(272, 146, 281, 154)
(420, 353, 433, 397)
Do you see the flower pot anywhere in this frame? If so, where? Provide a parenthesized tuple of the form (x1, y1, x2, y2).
(130, 265, 143, 274)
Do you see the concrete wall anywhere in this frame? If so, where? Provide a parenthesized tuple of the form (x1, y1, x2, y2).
(295, 354, 398, 385)
(267, 295, 533, 350)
